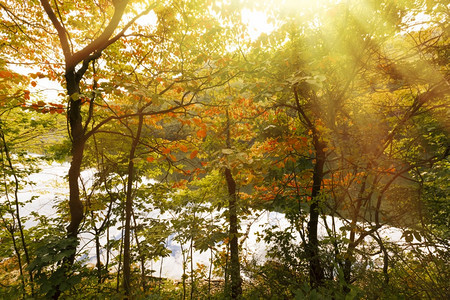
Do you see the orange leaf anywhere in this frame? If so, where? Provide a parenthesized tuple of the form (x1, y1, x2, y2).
(31, 81, 37, 87)
(162, 147, 171, 154)
(190, 150, 198, 159)
(0, 70, 12, 78)
(196, 129, 207, 138)
(179, 144, 188, 152)
(146, 157, 154, 162)
(193, 117, 202, 125)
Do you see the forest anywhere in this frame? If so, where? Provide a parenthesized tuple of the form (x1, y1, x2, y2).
(0, 0, 448, 299)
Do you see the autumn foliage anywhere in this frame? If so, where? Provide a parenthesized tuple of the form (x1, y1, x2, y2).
(0, 0, 448, 299)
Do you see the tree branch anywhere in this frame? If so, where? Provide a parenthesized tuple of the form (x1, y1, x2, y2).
(85, 103, 195, 140)
(65, 0, 129, 69)
(39, 0, 72, 61)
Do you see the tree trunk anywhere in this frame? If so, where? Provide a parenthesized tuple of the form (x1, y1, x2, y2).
(116, 219, 125, 292)
(190, 235, 195, 300)
(51, 70, 86, 300)
(94, 229, 102, 284)
(0, 125, 34, 295)
(132, 212, 147, 292)
(181, 243, 187, 300)
(224, 168, 242, 299)
(293, 88, 326, 289)
(123, 113, 144, 297)
(224, 108, 242, 299)
(343, 173, 369, 290)
(66, 70, 86, 258)
(306, 141, 325, 288)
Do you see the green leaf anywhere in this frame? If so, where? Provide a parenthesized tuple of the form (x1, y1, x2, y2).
(70, 92, 79, 101)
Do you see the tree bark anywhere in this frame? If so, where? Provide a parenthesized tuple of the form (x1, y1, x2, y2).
(306, 141, 325, 288)
(132, 211, 147, 292)
(293, 87, 326, 288)
(224, 108, 242, 299)
(66, 69, 85, 258)
(224, 168, 242, 298)
(123, 113, 144, 297)
(51, 70, 86, 300)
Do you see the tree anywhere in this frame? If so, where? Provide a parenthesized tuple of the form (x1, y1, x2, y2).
(0, 0, 448, 298)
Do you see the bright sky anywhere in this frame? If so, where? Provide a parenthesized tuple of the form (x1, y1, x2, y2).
(134, 6, 275, 40)
(241, 9, 275, 40)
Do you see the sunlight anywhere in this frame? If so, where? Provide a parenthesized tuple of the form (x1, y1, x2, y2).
(241, 9, 275, 40)
(240, 0, 343, 40)
(134, 9, 157, 28)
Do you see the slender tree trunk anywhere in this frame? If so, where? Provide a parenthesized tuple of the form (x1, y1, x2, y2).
(293, 88, 325, 289)
(105, 225, 110, 284)
(66, 71, 86, 256)
(224, 168, 242, 299)
(132, 212, 147, 292)
(94, 229, 102, 284)
(343, 173, 369, 290)
(208, 246, 213, 299)
(343, 217, 359, 287)
(306, 141, 326, 288)
(0, 125, 34, 295)
(158, 245, 165, 294)
(224, 108, 242, 299)
(181, 243, 187, 300)
(8, 224, 26, 298)
(116, 220, 125, 292)
(374, 232, 389, 288)
(208, 214, 214, 299)
(123, 113, 144, 297)
(224, 243, 230, 295)
(190, 235, 195, 300)
(0, 151, 25, 296)
(50, 71, 86, 300)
